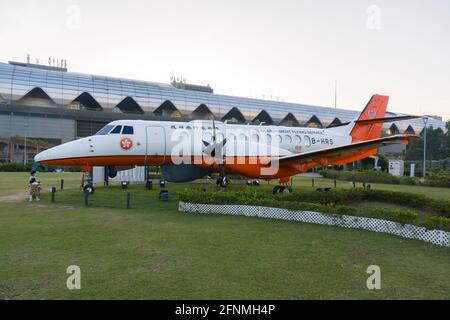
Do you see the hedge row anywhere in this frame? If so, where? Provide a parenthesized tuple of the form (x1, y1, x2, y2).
(0, 163, 80, 172)
(321, 169, 450, 188)
(178, 188, 450, 231)
(0, 163, 34, 172)
(275, 188, 450, 216)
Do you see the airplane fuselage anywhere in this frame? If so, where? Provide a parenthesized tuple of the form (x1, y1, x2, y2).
(35, 119, 351, 179)
(34, 95, 416, 182)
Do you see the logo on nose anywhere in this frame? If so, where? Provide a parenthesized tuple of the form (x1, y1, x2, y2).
(120, 137, 133, 150)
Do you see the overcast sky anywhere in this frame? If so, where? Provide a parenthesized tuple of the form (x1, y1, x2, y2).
(1, 0, 449, 120)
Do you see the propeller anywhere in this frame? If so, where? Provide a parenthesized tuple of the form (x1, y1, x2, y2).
(202, 120, 229, 186)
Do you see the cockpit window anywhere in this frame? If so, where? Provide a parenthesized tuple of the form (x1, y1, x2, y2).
(122, 126, 134, 134)
(95, 125, 114, 135)
(110, 125, 122, 134)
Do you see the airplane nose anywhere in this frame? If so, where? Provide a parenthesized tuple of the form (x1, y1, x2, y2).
(33, 137, 91, 165)
(34, 149, 51, 163)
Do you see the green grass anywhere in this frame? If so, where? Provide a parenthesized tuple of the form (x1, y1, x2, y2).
(0, 172, 449, 299)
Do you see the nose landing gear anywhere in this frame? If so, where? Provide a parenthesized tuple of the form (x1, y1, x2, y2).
(272, 185, 292, 194)
(216, 176, 230, 187)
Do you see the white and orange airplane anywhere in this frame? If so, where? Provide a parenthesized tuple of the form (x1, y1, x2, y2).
(35, 95, 419, 191)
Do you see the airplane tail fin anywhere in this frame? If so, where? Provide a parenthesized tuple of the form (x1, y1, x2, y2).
(349, 94, 388, 142)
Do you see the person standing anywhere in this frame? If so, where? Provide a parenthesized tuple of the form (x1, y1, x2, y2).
(28, 170, 41, 202)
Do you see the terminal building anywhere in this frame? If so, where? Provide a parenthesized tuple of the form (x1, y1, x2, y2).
(0, 60, 446, 163)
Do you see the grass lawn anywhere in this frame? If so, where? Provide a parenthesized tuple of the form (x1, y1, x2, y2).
(0, 172, 449, 299)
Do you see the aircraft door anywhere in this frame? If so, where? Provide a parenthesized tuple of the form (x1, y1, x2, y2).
(146, 126, 166, 165)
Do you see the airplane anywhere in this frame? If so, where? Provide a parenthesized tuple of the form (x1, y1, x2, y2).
(34, 94, 420, 193)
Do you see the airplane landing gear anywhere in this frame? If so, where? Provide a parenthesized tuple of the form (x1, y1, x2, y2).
(272, 185, 292, 194)
(216, 176, 230, 187)
(81, 171, 95, 194)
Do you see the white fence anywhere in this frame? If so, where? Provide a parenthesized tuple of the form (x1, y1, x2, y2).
(179, 202, 450, 247)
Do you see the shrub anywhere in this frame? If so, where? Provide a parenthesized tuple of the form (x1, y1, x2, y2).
(322, 169, 450, 188)
(360, 208, 418, 225)
(321, 170, 400, 184)
(421, 216, 450, 232)
(423, 171, 450, 188)
(399, 176, 417, 185)
(0, 163, 33, 172)
(178, 188, 449, 231)
(276, 188, 450, 216)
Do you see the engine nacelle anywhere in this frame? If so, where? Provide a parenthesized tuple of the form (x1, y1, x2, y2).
(161, 164, 210, 182)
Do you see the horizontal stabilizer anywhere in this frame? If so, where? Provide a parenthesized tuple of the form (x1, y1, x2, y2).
(354, 115, 422, 125)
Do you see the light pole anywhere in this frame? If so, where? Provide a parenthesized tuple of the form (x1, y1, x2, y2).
(23, 124, 29, 165)
(422, 116, 428, 179)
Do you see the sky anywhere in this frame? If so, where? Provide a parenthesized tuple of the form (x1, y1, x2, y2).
(0, 0, 449, 120)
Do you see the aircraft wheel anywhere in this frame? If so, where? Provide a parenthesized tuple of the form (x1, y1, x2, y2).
(83, 184, 95, 195)
(219, 177, 230, 187)
(273, 185, 283, 194)
(273, 185, 292, 194)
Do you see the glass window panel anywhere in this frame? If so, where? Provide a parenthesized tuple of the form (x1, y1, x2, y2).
(122, 126, 134, 134)
(95, 125, 114, 135)
(110, 125, 122, 134)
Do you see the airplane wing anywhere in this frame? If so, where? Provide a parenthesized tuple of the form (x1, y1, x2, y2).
(271, 134, 418, 165)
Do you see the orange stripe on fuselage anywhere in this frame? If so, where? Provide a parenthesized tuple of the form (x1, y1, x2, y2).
(40, 150, 378, 180)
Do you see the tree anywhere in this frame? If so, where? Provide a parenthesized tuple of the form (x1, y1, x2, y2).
(376, 153, 389, 171)
(405, 125, 449, 160)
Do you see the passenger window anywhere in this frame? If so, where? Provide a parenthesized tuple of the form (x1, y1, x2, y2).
(285, 135, 292, 143)
(179, 131, 189, 142)
(275, 135, 282, 143)
(239, 133, 248, 141)
(294, 135, 302, 144)
(122, 126, 134, 134)
(304, 135, 311, 147)
(110, 125, 122, 134)
(203, 132, 213, 142)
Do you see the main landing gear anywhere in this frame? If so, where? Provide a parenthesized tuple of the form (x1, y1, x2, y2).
(272, 177, 293, 194)
(216, 176, 230, 187)
(272, 185, 292, 194)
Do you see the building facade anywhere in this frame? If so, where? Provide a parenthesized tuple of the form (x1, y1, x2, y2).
(0, 61, 446, 162)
